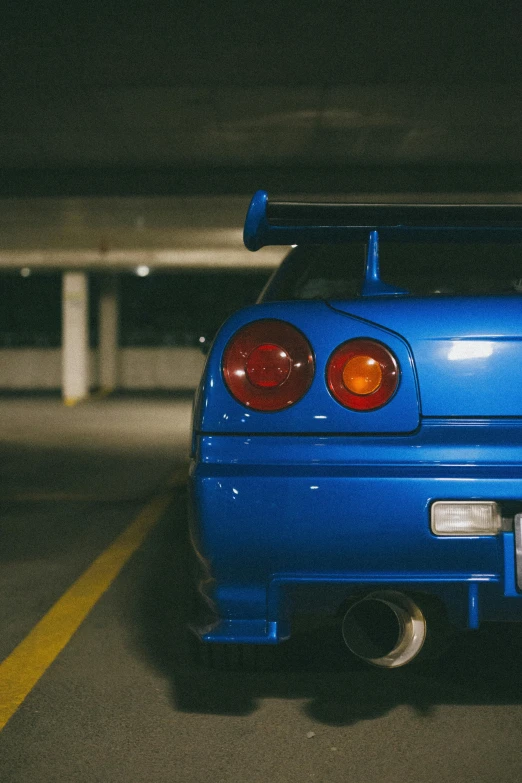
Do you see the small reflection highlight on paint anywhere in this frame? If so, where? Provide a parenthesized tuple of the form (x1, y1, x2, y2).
(448, 341, 493, 361)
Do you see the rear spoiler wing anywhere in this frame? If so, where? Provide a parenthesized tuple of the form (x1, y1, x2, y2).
(244, 190, 522, 251)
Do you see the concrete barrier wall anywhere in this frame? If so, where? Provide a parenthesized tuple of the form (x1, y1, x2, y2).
(119, 347, 206, 389)
(0, 348, 206, 390)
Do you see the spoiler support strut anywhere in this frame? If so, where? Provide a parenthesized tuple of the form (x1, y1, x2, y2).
(244, 190, 522, 297)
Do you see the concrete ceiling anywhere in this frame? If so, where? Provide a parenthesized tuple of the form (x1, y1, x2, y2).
(1, 2, 521, 183)
(0, 196, 287, 270)
(0, 3, 521, 269)
(3, 85, 522, 171)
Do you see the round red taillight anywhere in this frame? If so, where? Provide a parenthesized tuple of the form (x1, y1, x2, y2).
(246, 343, 292, 388)
(327, 339, 399, 411)
(222, 320, 314, 411)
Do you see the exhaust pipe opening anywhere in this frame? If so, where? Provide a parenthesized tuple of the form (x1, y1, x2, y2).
(341, 590, 427, 669)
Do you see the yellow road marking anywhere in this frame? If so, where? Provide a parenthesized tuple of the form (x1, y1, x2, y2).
(0, 478, 182, 731)
(63, 397, 81, 407)
(63, 388, 113, 406)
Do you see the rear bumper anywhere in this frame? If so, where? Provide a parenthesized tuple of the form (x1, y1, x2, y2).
(189, 420, 522, 643)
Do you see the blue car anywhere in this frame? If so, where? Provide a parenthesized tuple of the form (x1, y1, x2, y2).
(189, 190, 522, 669)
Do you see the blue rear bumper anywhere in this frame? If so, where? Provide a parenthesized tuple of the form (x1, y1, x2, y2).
(189, 419, 522, 643)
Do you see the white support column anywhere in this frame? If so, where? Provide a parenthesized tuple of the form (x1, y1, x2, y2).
(98, 274, 119, 392)
(62, 271, 89, 405)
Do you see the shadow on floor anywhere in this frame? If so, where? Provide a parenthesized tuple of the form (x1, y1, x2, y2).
(133, 486, 522, 725)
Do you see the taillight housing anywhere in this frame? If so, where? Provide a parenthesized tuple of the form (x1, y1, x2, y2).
(327, 338, 399, 411)
(222, 319, 314, 411)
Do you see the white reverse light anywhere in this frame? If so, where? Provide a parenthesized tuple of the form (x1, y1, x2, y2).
(431, 501, 502, 536)
(136, 265, 150, 277)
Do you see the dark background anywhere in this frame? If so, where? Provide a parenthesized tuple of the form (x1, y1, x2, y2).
(1, 1, 521, 345)
(1, 1, 521, 195)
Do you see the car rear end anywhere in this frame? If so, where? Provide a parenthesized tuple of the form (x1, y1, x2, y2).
(189, 193, 522, 667)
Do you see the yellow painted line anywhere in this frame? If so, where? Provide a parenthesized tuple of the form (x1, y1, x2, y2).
(64, 389, 112, 406)
(63, 397, 81, 407)
(0, 484, 178, 731)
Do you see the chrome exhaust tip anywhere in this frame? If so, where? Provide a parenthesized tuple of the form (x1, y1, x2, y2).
(341, 590, 427, 669)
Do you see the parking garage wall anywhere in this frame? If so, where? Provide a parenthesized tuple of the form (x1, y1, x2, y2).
(0, 347, 206, 390)
(0, 269, 270, 390)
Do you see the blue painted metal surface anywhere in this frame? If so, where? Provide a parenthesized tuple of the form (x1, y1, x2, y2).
(329, 296, 522, 417)
(189, 192, 522, 647)
(361, 230, 409, 296)
(191, 421, 522, 641)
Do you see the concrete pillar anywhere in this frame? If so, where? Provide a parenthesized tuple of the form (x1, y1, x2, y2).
(62, 271, 89, 405)
(98, 274, 119, 392)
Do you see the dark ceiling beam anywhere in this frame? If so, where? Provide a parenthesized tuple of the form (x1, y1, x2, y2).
(2, 165, 522, 198)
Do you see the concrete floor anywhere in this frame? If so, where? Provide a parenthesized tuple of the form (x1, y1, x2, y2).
(1, 394, 522, 782)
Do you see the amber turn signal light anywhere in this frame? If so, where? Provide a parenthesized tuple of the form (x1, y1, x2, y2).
(327, 339, 399, 411)
(342, 354, 383, 395)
